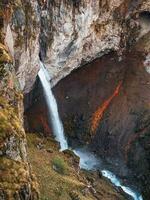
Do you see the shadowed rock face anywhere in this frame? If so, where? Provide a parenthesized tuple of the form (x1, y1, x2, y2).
(25, 51, 125, 139)
(53, 52, 125, 145)
(53, 50, 150, 199)
(24, 78, 52, 136)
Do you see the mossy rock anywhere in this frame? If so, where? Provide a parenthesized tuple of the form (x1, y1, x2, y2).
(0, 96, 25, 148)
(0, 156, 39, 199)
(0, 43, 12, 80)
(0, 43, 12, 64)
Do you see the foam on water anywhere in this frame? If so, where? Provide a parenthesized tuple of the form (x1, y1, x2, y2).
(74, 148, 100, 170)
(74, 147, 143, 200)
(101, 170, 143, 200)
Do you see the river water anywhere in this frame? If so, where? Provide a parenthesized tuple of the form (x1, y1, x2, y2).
(74, 147, 143, 200)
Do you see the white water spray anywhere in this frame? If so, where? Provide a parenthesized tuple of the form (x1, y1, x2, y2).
(74, 147, 143, 200)
(102, 170, 143, 200)
(38, 62, 68, 151)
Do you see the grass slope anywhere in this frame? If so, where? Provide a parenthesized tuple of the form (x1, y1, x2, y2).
(27, 133, 126, 200)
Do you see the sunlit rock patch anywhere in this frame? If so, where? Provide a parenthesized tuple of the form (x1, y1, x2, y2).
(91, 82, 122, 133)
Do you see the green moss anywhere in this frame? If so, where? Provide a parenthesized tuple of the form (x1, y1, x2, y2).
(52, 156, 69, 175)
(0, 44, 11, 60)
(0, 96, 25, 145)
(0, 43, 12, 80)
(0, 157, 27, 188)
(0, 157, 39, 199)
(27, 133, 126, 200)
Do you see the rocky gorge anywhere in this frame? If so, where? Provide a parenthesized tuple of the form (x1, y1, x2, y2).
(0, 0, 150, 199)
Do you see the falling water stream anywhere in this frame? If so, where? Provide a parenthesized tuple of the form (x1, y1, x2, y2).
(38, 62, 143, 200)
(38, 62, 68, 151)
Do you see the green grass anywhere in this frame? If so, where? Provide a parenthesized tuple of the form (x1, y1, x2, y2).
(27, 133, 126, 200)
(52, 156, 68, 175)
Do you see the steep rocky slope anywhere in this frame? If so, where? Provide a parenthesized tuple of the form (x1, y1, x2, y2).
(27, 133, 127, 200)
(0, 44, 39, 199)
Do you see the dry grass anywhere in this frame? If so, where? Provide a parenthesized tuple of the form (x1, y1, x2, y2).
(27, 133, 94, 200)
(27, 133, 126, 200)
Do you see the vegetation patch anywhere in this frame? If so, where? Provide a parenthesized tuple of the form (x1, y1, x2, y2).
(27, 133, 95, 200)
(0, 96, 25, 146)
(27, 133, 126, 200)
(52, 156, 68, 175)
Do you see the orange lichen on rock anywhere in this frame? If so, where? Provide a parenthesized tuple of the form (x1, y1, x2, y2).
(91, 82, 122, 133)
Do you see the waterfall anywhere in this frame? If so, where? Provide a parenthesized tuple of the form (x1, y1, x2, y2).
(38, 62, 68, 151)
(38, 62, 143, 200)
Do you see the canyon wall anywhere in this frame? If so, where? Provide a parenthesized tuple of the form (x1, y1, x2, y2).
(0, 1, 40, 198)
(39, 0, 150, 87)
(25, 46, 150, 200)
(1, 0, 150, 199)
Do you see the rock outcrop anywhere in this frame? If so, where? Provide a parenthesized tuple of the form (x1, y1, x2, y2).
(0, 0, 40, 93)
(0, 40, 39, 199)
(40, 0, 150, 87)
(1, 0, 150, 93)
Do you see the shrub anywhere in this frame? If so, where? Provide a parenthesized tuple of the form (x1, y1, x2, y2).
(52, 156, 68, 175)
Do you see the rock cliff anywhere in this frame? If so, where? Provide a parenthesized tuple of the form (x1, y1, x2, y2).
(1, 0, 150, 92)
(0, 44, 39, 199)
(1, 0, 150, 200)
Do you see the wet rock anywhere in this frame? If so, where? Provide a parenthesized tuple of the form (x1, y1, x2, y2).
(12, 7, 25, 28)
(0, 190, 8, 200)
(14, 185, 31, 200)
(63, 149, 80, 168)
(88, 185, 97, 195)
(98, 170, 103, 178)
(86, 176, 95, 184)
